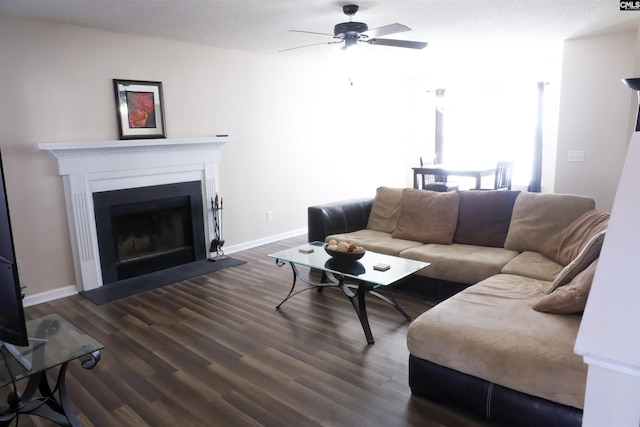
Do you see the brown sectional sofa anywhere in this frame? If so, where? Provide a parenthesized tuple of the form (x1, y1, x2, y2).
(307, 187, 609, 427)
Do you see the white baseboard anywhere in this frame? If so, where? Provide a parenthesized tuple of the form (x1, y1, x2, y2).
(223, 228, 307, 254)
(25, 228, 308, 306)
(23, 285, 79, 307)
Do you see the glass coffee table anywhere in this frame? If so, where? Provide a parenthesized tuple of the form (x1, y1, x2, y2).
(0, 314, 103, 426)
(269, 242, 429, 344)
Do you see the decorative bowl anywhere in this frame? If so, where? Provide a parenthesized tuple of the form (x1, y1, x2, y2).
(324, 245, 366, 263)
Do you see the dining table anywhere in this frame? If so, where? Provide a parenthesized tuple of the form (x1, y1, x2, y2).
(412, 164, 497, 190)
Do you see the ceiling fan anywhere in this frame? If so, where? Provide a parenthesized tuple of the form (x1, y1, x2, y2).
(280, 4, 428, 52)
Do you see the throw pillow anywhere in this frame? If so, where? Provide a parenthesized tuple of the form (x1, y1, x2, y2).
(504, 192, 595, 253)
(545, 230, 606, 294)
(533, 259, 599, 314)
(453, 190, 520, 247)
(392, 188, 460, 244)
(366, 187, 404, 233)
(539, 210, 610, 266)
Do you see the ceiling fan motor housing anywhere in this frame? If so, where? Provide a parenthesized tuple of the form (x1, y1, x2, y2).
(334, 21, 368, 37)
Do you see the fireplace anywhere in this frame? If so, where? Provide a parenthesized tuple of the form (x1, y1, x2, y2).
(39, 137, 232, 292)
(94, 181, 205, 285)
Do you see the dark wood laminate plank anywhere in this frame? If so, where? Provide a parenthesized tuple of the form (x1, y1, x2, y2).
(12, 235, 491, 427)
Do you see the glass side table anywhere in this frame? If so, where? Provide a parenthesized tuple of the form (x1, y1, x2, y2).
(0, 314, 103, 426)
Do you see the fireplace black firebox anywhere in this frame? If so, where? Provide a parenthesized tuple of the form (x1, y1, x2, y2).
(93, 181, 206, 285)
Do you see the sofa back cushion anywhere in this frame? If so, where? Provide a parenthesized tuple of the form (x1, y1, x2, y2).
(504, 192, 595, 253)
(392, 188, 460, 244)
(545, 230, 606, 293)
(366, 186, 404, 233)
(453, 190, 520, 247)
(539, 210, 610, 266)
(534, 258, 599, 313)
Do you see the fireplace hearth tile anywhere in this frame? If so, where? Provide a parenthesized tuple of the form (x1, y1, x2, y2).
(80, 257, 246, 305)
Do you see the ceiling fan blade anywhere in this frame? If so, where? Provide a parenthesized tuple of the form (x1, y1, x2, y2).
(278, 40, 342, 52)
(366, 38, 428, 49)
(362, 23, 410, 39)
(288, 29, 334, 37)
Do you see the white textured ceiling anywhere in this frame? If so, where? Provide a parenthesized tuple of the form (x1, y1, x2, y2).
(0, 1, 638, 59)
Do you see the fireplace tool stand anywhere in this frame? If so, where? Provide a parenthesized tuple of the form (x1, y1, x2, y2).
(209, 194, 228, 262)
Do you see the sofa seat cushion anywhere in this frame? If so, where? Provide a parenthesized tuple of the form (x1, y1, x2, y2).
(407, 274, 586, 409)
(325, 229, 423, 257)
(501, 251, 564, 281)
(399, 244, 518, 284)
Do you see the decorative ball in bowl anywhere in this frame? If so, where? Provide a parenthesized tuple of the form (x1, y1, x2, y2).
(324, 240, 366, 263)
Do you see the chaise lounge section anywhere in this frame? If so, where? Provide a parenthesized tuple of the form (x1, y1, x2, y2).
(308, 187, 609, 426)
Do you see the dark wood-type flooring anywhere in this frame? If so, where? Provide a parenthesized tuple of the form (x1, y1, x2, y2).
(10, 236, 492, 427)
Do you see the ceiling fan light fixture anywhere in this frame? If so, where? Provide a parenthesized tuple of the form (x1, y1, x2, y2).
(343, 35, 359, 50)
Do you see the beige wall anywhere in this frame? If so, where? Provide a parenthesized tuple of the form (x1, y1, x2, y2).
(0, 17, 413, 299)
(1, 17, 637, 301)
(555, 30, 638, 211)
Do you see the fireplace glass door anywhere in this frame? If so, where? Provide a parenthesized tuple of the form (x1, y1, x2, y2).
(93, 181, 206, 285)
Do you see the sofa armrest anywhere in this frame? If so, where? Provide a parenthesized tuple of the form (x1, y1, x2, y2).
(307, 198, 373, 243)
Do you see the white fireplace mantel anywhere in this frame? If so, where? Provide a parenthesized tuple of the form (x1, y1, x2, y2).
(39, 136, 234, 292)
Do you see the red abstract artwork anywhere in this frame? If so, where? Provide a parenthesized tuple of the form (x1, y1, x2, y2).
(126, 92, 156, 128)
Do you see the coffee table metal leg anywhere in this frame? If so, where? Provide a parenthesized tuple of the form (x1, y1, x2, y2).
(275, 260, 338, 309)
(275, 259, 299, 309)
(367, 287, 411, 321)
(340, 283, 375, 344)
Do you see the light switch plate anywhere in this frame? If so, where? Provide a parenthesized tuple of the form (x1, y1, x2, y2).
(568, 151, 585, 162)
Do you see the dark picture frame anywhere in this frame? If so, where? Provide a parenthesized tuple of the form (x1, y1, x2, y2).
(113, 79, 166, 139)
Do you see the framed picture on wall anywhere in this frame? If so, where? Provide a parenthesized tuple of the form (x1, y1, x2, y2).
(113, 79, 166, 139)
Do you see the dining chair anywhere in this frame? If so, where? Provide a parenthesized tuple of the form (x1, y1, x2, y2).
(419, 156, 458, 192)
(493, 160, 514, 190)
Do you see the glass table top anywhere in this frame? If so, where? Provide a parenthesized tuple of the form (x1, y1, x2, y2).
(0, 314, 104, 387)
(268, 242, 429, 287)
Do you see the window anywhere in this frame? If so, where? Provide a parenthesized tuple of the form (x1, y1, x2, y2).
(442, 83, 540, 188)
